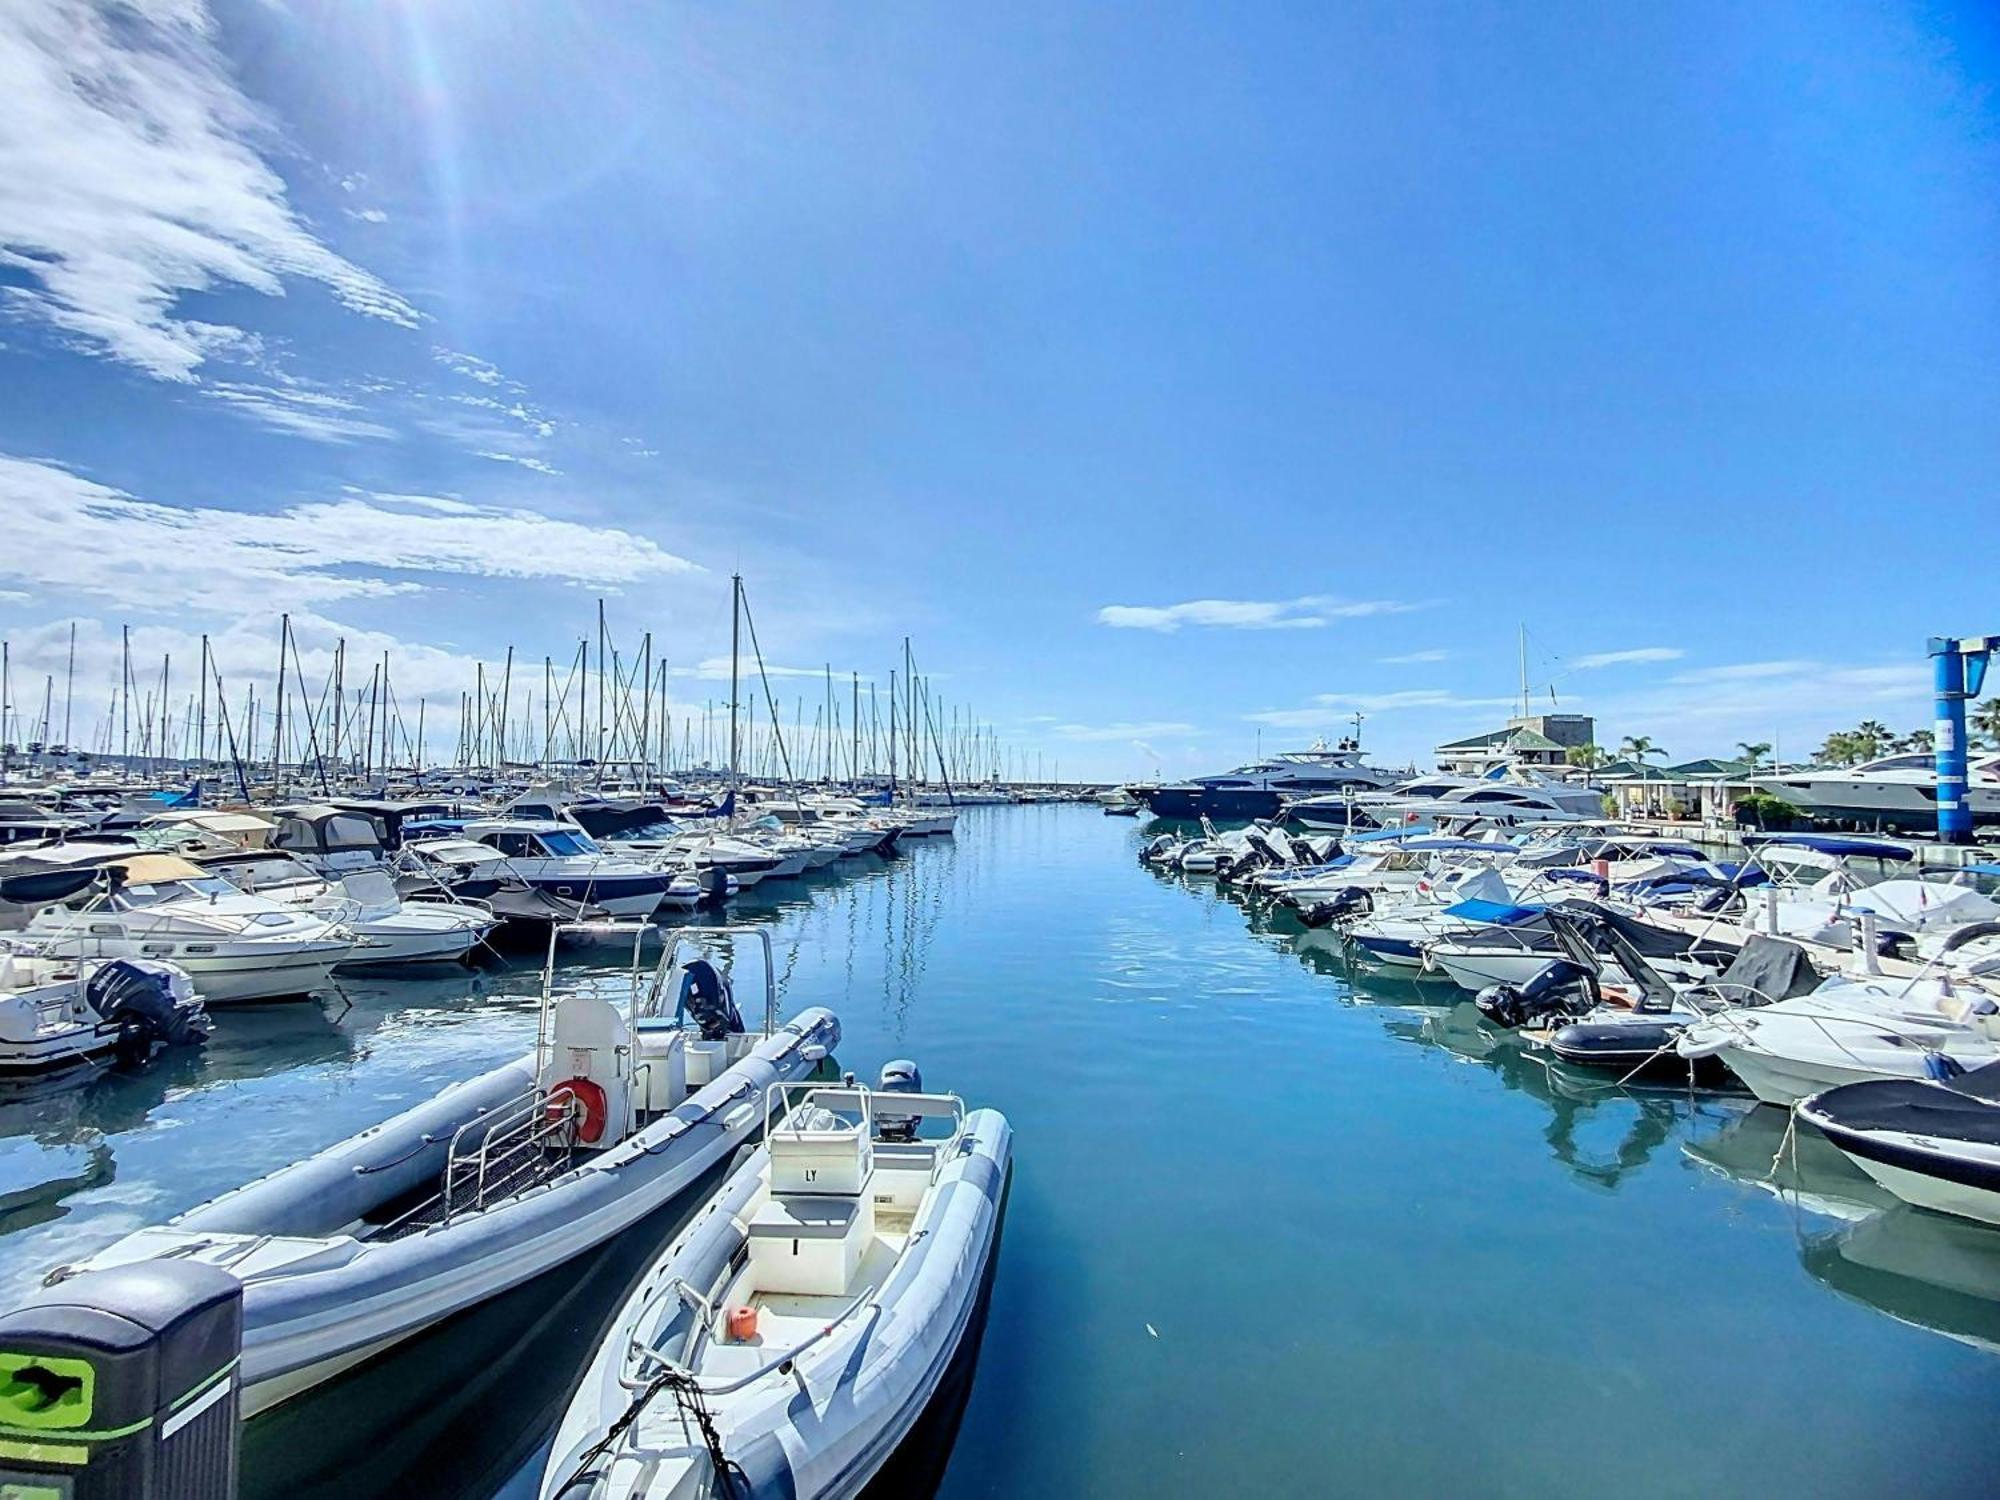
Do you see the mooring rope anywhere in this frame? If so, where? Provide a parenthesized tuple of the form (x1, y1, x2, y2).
(551, 1362, 747, 1498)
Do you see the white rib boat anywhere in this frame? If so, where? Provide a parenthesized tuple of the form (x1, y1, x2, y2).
(542, 1066, 1009, 1499)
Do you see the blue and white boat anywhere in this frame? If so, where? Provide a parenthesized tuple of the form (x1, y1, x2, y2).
(466, 818, 691, 918)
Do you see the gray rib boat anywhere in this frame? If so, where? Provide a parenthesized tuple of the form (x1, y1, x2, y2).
(52, 925, 840, 1415)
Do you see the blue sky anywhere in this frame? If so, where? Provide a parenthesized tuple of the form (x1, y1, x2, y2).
(2, 0, 1997, 778)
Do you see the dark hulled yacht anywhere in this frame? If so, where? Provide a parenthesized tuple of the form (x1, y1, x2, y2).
(1139, 742, 1403, 821)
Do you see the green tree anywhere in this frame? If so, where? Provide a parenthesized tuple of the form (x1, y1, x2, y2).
(1736, 741, 1772, 769)
(1902, 727, 1934, 755)
(1618, 735, 1665, 763)
(1852, 719, 1891, 760)
(1817, 731, 1864, 766)
(1973, 698, 2000, 750)
(1566, 742, 1607, 770)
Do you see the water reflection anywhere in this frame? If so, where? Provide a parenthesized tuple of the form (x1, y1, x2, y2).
(1683, 1105, 1898, 1222)
(1804, 1208, 2000, 1355)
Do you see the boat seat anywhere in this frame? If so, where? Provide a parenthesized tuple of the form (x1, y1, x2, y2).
(747, 1193, 873, 1296)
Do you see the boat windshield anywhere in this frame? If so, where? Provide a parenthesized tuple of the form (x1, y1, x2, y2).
(538, 829, 600, 857)
(117, 876, 240, 907)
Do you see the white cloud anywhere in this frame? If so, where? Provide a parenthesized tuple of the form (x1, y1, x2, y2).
(477, 450, 561, 476)
(0, 0, 418, 381)
(344, 207, 389, 225)
(205, 381, 397, 443)
(1378, 649, 1449, 665)
(1572, 646, 1684, 670)
(1052, 720, 1197, 742)
(1246, 689, 1519, 729)
(669, 659, 861, 683)
(0, 453, 699, 615)
(1095, 595, 1424, 633)
(434, 348, 508, 387)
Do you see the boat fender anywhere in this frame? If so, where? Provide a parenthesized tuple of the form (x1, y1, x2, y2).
(727, 1304, 760, 1342)
(545, 1077, 609, 1143)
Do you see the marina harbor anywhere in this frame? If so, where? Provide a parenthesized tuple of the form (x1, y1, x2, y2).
(4, 3, 1997, 1495)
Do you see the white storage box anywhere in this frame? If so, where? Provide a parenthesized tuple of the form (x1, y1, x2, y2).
(747, 1193, 874, 1296)
(769, 1120, 873, 1196)
(684, 1037, 728, 1088)
(633, 1024, 686, 1110)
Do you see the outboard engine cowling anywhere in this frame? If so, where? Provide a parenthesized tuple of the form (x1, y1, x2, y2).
(876, 1059, 922, 1142)
(1473, 957, 1598, 1030)
(85, 960, 208, 1061)
(1299, 887, 1371, 929)
(676, 959, 744, 1040)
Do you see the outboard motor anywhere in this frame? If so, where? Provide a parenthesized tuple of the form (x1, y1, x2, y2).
(1299, 888, 1371, 929)
(85, 960, 209, 1063)
(677, 959, 744, 1041)
(876, 1059, 923, 1142)
(695, 867, 731, 907)
(1474, 957, 1599, 1029)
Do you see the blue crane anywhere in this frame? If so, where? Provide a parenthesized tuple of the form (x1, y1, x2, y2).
(1930, 634, 2000, 844)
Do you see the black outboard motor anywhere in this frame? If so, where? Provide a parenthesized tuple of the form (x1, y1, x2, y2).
(85, 960, 209, 1062)
(1474, 957, 1600, 1029)
(695, 867, 731, 908)
(0, 1260, 242, 1498)
(876, 1059, 923, 1142)
(677, 959, 744, 1041)
(1299, 888, 1371, 929)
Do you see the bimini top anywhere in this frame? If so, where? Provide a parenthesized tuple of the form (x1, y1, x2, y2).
(1745, 833, 1915, 861)
(0, 848, 205, 906)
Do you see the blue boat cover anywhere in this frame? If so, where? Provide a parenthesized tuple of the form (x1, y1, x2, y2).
(1746, 833, 1913, 860)
(1444, 898, 1541, 925)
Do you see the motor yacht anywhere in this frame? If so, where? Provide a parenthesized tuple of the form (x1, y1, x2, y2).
(1751, 751, 2000, 831)
(7, 850, 354, 1002)
(1140, 742, 1404, 821)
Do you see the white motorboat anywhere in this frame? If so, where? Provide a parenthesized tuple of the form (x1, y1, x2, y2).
(1801, 1063, 2000, 1228)
(56, 926, 842, 1415)
(1751, 751, 2000, 831)
(541, 1064, 1009, 1499)
(467, 819, 692, 917)
(9, 851, 354, 1003)
(1677, 973, 2000, 1104)
(188, 848, 497, 966)
(0, 951, 209, 1073)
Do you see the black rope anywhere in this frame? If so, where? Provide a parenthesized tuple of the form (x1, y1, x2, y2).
(551, 1363, 747, 1498)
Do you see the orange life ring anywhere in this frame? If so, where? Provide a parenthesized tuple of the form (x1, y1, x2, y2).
(545, 1077, 609, 1143)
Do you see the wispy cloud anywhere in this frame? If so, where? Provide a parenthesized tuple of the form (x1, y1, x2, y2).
(1378, 649, 1449, 665)
(1051, 720, 1198, 742)
(0, 454, 698, 615)
(669, 659, 862, 682)
(205, 381, 397, 443)
(1095, 596, 1424, 633)
(1246, 689, 1518, 729)
(0, 0, 417, 382)
(1572, 646, 1684, 670)
(477, 450, 561, 476)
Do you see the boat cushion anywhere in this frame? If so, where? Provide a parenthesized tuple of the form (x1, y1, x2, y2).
(750, 1195, 859, 1241)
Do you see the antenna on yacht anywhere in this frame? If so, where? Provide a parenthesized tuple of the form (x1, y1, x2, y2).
(1351, 710, 1365, 748)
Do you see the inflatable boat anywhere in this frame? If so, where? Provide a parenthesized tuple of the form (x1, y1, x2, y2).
(49, 925, 840, 1415)
(542, 1064, 1010, 1499)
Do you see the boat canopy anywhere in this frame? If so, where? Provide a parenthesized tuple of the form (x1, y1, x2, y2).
(272, 805, 390, 855)
(1745, 833, 1915, 861)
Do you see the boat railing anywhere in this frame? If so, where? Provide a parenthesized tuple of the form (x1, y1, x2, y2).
(623, 1290, 882, 1399)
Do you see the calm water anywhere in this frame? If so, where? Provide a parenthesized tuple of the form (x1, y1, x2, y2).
(4, 805, 2000, 1497)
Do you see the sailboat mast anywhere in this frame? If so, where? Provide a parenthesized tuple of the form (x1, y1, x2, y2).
(728, 575, 742, 789)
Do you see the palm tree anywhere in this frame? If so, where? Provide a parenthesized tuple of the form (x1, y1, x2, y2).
(1852, 719, 1891, 760)
(1903, 727, 1935, 754)
(1565, 742, 1607, 770)
(1736, 741, 1772, 769)
(1974, 698, 2000, 750)
(1817, 730, 1864, 766)
(1618, 735, 1664, 764)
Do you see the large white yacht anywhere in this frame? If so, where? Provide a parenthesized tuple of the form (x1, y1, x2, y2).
(1751, 752, 2000, 830)
(1289, 769, 1605, 830)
